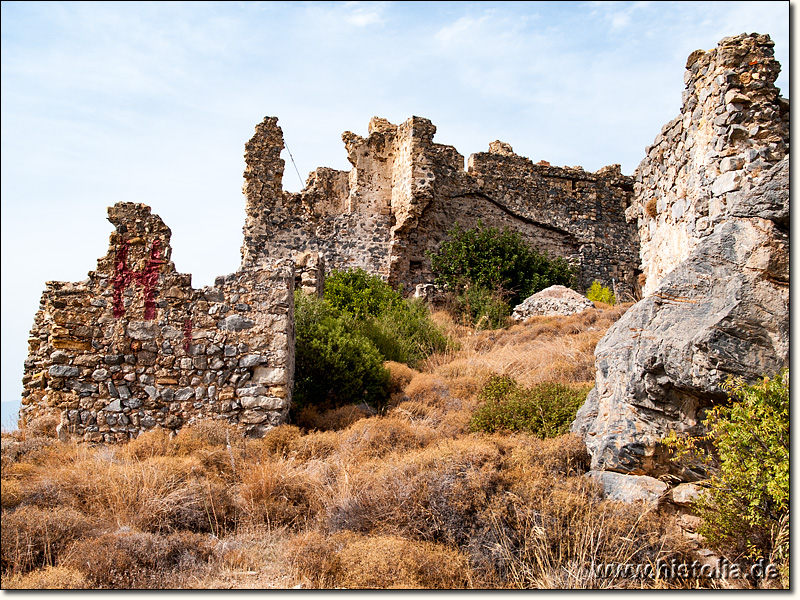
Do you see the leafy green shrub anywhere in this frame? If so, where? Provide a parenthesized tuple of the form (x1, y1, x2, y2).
(586, 281, 616, 305)
(469, 376, 591, 438)
(667, 369, 788, 576)
(430, 222, 575, 306)
(324, 268, 403, 318)
(293, 292, 390, 413)
(429, 222, 575, 328)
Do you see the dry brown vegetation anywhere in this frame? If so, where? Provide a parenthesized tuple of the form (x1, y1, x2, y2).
(2, 304, 729, 589)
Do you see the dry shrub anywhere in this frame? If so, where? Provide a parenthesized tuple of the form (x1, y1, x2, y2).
(23, 453, 236, 534)
(339, 417, 435, 460)
(172, 420, 245, 456)
(428, 305, 631, 389)
(252, 424, 303, 458)
(289, 531, 472, 589)
(119, 427, 171, 461)
(1, 505, 96, 575)
(237, 459, 329, 529)
(60, 530, 215, 589)
(507, 433, 591, 476)
(288, 429, 342, 461)
(389, 400, 438, 424)
(1, 436, 65, 472)
(194, 527, 295, 589)
(1, 565, 88, 589)
(645, 197, 658, 218)
(385, 361, 417, 394)
(405, 373, 453, 409)
(325, 438, 506, 545)
(295, 404, 373, 431)
(464, 462, 693, 589)
(114, 457, 236, 534)
(20, 411, 61, 439)
(1, 478, 23, 509)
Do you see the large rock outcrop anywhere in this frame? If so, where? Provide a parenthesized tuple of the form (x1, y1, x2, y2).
(573, 156, 788, 480)
(573, 33, 789, 482)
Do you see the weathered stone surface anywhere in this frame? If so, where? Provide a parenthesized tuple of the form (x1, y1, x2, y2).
(670, 482, 704, 507)
(219, 314, 255, 331)
(49, 365, 79, 378)
(573, 157, 789, 481)
(585, 471, 668, 505)
(511, 285, 595, 320)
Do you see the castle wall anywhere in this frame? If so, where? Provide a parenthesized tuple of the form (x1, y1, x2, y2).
(631, 33, 789, 295)
(241, 115, 641, 299)
(21, 203, 294, 441)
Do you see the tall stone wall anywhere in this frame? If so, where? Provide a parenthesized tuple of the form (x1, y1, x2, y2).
(631, 33, 789, 295)
(21, 203, 295, 441)
(240, 115, 641, 299)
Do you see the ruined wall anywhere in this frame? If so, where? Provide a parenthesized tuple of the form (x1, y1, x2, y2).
(631, 33, 789, 295)
(241, 115, 640, 298)
(21, 203, 294, 441)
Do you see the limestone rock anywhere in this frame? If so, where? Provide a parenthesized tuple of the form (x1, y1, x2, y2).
(585, 471, 668, 505)
(511, 285, 594, 320)
(573, 158, 789, 481)
(670, 482, 704, 507)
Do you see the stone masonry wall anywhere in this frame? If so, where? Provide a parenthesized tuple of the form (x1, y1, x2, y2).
(631, 33, 789, 295)
(21, 203, 295, 441)
(241, 115, 641, 299)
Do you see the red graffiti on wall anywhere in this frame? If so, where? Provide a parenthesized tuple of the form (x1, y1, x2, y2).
(113, 239, 164, 320)
(183, 318, 193, 352)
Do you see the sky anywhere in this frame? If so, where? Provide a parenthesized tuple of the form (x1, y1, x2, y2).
(0, 1, 791, 427)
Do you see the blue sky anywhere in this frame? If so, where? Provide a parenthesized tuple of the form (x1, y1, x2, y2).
(0, 1, 790, 426)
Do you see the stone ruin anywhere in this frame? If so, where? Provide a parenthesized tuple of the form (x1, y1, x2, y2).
(241, 115, 641, 299)
(21, 204, 295, 441)
(20, 33, 788, 453)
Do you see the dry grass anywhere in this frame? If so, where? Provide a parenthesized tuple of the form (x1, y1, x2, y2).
(2, 565, 88, 589)
(425, 305, 630, 389)
(2, 303, 719, 589)
(289, 530, 473, 588)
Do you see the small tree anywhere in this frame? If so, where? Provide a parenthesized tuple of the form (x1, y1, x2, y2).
(324, 268, 403, 318)
(666, 369, 789, 581)
(293, 292, 390, 412)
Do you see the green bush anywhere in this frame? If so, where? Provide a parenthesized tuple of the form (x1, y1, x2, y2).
(469, 376, 591, 438)
(293, 292, 390, 413)
(586, 281, 616, 305)
(665, 369, 789, 580)
(429, 222, 575, 328)
(324, 268, 403, 318)
(293, 270, 452, 414)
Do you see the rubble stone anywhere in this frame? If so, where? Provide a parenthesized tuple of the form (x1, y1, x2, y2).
(511, 285, 595, 320)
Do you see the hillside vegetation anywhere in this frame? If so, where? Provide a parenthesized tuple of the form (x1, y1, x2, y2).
(2, 265, 787, 589)
(2, 302, 708, 590)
